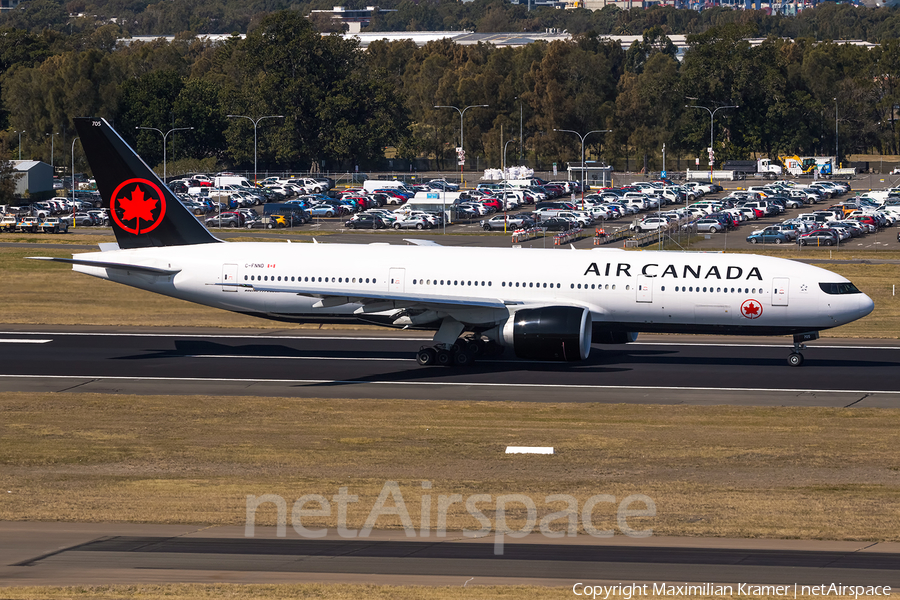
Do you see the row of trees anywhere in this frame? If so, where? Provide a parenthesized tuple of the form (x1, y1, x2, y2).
(6, 0, 900, 44)
(4, 11, 900, 178)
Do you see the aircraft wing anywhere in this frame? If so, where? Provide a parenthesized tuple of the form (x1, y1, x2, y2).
(219, 281, 518, 312)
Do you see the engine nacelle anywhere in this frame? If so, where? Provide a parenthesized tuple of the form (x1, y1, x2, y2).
(502, 306, 592, 361)
(593, 330, 639, 344)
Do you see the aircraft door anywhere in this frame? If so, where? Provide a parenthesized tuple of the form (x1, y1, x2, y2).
(636, 275, 653, 303)
(389, 268, 405, 293)
(772, 277, 789, 306)
(222, 263, 238, 292)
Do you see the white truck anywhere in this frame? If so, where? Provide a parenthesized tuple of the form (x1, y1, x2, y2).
(722, 158, 783, 179)
(213, 175, 253, 188)
(363, 179, 414, 195)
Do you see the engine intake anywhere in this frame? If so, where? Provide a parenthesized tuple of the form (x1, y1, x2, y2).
(503, 306, 592, 361)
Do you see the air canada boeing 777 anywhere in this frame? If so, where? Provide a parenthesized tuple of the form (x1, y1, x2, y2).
(32, 118, 875, 367)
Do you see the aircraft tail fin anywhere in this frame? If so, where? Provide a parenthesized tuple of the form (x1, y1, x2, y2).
(74, 117, 220, 249)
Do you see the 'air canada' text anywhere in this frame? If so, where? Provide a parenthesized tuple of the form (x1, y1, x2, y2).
(584, 262, 763, 281)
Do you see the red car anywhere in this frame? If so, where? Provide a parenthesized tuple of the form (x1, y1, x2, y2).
(478, 197, 503, 212)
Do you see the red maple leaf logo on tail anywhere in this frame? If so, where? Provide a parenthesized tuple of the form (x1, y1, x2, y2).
(110, 178, 166, 235)
(118, 186, 157, 223)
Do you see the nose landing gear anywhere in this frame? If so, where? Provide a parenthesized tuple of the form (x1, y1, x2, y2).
(787, 331, 819, 367)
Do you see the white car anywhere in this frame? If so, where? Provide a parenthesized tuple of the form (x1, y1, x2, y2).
(392, 215, 431, 230)
(630, 217, 669, 233)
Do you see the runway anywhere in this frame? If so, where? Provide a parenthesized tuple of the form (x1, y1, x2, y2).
(2, 522, 899, 587)
(0, 328, 898, 406)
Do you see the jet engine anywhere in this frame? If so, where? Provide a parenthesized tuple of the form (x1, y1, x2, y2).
(502, 306, 592, 361)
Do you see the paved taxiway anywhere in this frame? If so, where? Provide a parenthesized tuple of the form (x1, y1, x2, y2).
(0, 328, 898, 406)
(3, 522, 899, 587)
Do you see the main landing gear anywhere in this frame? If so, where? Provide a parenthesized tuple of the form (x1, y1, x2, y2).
(787, 331, 819, 367)
(415, 337, 503, 367)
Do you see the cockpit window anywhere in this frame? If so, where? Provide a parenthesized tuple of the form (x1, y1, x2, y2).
(819, 282, 862, 295)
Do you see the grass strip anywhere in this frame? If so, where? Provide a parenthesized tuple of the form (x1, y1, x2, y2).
(2, 394, 898, 541)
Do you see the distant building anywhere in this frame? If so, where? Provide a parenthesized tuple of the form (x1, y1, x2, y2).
(12, 161, 52, 198)
(0, 0, 23, 11)
(308, 6, 399, 34)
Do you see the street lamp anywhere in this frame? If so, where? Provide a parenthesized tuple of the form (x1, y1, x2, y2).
(226, 114, 284, 184)
(46, 132, 59, 173)
(685, 102, 738, 181)
(135, 125, 194, 182)
(434, 104, 488, 187)
(834, 97, 839, 162)
(553, 128, 612, 204)
(515, 96, 523, 162)
(502, 139, 516, 175)
(71, 137, 79, 228)
(14, 130, 24, 160)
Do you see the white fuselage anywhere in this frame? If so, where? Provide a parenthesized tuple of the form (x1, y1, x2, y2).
(71, 243, 874, 338)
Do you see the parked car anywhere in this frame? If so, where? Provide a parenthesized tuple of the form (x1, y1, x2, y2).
(0, 215, 18, 231)
(39, 218, 69, 234)
(345, 214, 385, 229)
(205, 212, 244, 228)
(246, 215, 287, 229)
(392, 215, 431, 230)
(538, 217, 575, 232)
(480, 214, 536, 231)
(746, 229, 789, 244)
(696, 218, 725, 233)
(16, 216, 40, 232)
(798, 229, 840, 246)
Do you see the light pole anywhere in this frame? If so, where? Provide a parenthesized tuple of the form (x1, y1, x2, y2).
(834, 97, 839, 162)
(135, 125, 194, 182)
(14, 130, 24, 160)
(434, 104, 488, 188)
(503, 139, 515, 175)
(226, 114, 284, 184)
(46, 132, 58, 174)
(685, 102, 738, 181)
(553, 128, 612, 205)
(71, 136, 79, 228)
(515, 96, 523, 162)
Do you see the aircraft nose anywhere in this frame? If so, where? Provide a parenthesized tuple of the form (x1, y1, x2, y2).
(860, 293, 875, 318)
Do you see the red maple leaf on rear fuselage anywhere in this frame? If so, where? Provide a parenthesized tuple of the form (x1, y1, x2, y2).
(744, 302, 760, 316)
(118, 186, 157, 222)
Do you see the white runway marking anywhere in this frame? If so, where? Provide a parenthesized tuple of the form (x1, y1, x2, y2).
(0, 374, 898, 395)
(0, 339, 51, 344)
(189, 354, 406, 362)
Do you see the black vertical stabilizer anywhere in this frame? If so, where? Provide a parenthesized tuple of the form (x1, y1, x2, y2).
(74, 117, 220, 249)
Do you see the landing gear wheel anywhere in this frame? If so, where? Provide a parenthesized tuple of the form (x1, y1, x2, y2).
(468, 339, 486, 356)
(416, 347, 436, 366)
(453, 351, 473, 367)
(436, 349, 453, 366)
(787, 352, 804, 367)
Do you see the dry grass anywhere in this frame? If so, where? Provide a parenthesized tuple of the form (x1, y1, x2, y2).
(1, 246, 898, 337)
(0, 584, 883, 600)
(2, 393, 898, 541)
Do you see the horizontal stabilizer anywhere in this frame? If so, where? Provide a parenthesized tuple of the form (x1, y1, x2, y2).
(27, 256, 181, 276)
